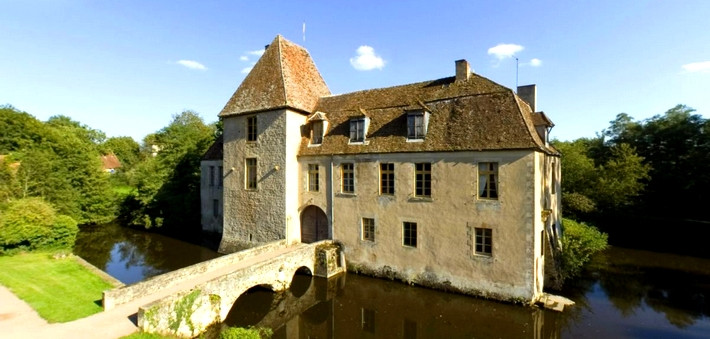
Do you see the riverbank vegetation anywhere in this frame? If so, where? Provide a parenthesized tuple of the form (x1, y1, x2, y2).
(0, 252, 116, 322)
(0, 197, 78, 254)
(559, 218, 608, 282)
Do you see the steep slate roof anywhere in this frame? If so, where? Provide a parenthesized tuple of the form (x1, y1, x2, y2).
(298, 74, 558, 156)
(219, 35, 331, 117)
(202, 135, 223, 160)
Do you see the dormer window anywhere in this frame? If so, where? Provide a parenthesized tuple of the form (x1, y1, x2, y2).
(350, 118, 366, 143)
(407, 111, 429, 140)
(311, 120, 323, 145)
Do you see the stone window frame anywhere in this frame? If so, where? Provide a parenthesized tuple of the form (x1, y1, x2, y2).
(478, 162, 499, 200)
(308, 164, 319, 192)
(474, 227, 492, 256)
(380, 163, 395, 195)
(414, 162, 431, 198)
(361, 217, 375, 242)
(246, 116, 257, 142)
(245, 158, 257, 190)
(341, 163, 355, 194)
(402, 221, 418, 248)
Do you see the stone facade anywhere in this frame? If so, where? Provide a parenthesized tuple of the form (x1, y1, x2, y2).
(204, 35, 562, 304)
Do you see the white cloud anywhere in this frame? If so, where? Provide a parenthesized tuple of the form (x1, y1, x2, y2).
(530, 58, 542, 67)
(247, 49, 265, 56)
(239, 56, 249, 61)
(682, 61, 710, 73)
(487, 43, 524, 59)
(349, 45, 385, 71)
(176, 60, 207, 70)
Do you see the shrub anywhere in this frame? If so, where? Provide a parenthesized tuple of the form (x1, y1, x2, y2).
(559, 218, 608, 282)
(219, 326, 273, 339)
(0, 197, 78, 253)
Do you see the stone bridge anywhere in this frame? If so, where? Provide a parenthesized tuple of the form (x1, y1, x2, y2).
(102, 240, 345, 338)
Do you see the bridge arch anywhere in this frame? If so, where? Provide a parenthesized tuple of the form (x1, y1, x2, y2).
(300, 205, 329, 243)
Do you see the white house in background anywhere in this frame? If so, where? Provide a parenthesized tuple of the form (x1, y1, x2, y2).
(201, 35, 561, 304)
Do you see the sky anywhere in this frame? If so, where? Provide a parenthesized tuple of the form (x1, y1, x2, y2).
(1, 0, 709, 142)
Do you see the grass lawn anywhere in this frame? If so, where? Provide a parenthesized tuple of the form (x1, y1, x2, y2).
(0, 252, 117, 323)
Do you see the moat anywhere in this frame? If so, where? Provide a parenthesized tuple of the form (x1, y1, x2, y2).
(74, 223, 710, 338)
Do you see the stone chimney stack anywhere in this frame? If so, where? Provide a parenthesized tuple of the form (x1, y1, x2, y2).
(455, 59, 471, 81)
(517, 84, 537, 112)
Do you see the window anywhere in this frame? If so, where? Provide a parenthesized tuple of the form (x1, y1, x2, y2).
(247, 116, 257, 142)
(380, 163, 395, 195)
(311, 120, 323, 145)
(361, 308, 375, 333)
(415, 163, 431, 197)
(218, 166, 223, 188)
(403, 222, 417, 247)
(362, 218, 375, 242)
(349, 118, 365, 142)
(551, 160, 557, 194)
(341, 163, 354, 193)
(308, 164, 319, 192)
(245, 158, 257, 190)
(407, 111, 425, 139)
(478, 162, 498, 199)
(209, 166, 215, 187)
(212, 199, 219, 217)
(541, 230, 545, 256)
(475, 228, 492, 256)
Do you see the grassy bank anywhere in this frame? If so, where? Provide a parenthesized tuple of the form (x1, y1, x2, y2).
(0, 252, 117, 322)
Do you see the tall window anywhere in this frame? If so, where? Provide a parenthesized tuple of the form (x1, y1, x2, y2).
(247, 116, 257, 142)
(212, 199, 219, 217)
(478, 162, 498, 199)
(362, 218, 375, 242)
(245, 158, 257, 190)
(475, 228, 492, 256)
(311, 120, 323, 145)
(308, 164, 319, 192)
(403, 222, 417, 247)
(209, 166, 215, 187)
(218, 166, 223, 187)
(380, 163, 395, 195)
(350, 118, 365, 142)
(415, 163, 431, 197)
(407, 112, 425, 139)
(341, 163, 354, 193)
(551, 160, 557, 194)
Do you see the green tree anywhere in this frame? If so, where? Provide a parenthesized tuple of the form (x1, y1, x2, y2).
(102, 136, 141, 170)
(0, 197, 78, 253)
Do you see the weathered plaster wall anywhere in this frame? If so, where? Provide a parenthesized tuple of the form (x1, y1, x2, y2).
(299, 150, 541, 302)
(200, 160, 223, 233)
(220, 110, 292, 252)
(284, 111, 308, 244)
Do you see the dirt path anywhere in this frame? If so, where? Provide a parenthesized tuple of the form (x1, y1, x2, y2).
(0, 245, 299, 338)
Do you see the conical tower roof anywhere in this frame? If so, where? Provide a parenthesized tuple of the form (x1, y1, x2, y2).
(219, 35, 331, 117)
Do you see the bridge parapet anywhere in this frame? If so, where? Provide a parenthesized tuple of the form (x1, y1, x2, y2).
(137, 240, 345, 338)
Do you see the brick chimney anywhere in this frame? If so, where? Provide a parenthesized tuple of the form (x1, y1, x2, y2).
(517, 84, 537, 111)
(455, 59, 470, 81)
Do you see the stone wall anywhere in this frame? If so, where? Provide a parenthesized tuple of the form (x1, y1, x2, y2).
(103, 240, 288, 310)
(200, 159, 223, 233)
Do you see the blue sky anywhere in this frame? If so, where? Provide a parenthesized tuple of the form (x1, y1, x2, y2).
(1, 1, 709, 142)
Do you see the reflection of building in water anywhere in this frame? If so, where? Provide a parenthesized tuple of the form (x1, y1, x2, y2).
(223, 274, 561, 339)
(202, 34, 562, 304)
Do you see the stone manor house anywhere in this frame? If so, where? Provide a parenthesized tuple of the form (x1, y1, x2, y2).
(201, 35, 561, 303)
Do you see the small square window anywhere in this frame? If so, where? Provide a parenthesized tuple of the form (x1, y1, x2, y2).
(247, 116, 257, 142)
(308, 164, 319, 192)
(475, 228, 492, 256)
(245, 158, 257, 190)
(350, 118, 366, 142)
(478, 162, 498, 199)
(403, 222, 417, 248)
(415, 163, 431, 197)
(342, 163, 354, 193)
(362, 218, 375, 242)
(380, 163, 394, 195)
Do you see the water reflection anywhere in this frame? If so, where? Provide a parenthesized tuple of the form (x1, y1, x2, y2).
(73, 222, 220, 284)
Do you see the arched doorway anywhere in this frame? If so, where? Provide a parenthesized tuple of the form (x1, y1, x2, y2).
(300, 205, 329, 243)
